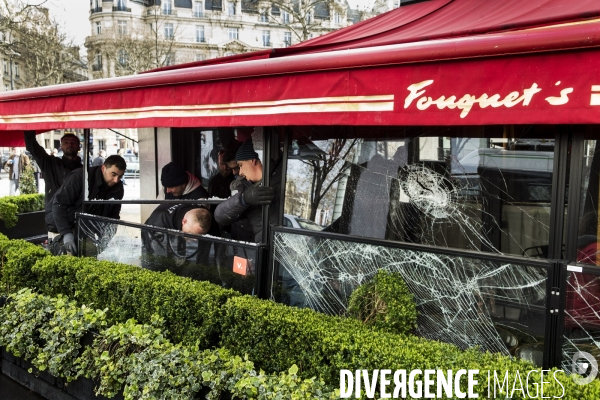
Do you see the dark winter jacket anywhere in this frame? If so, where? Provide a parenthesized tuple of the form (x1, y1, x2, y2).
(24, 131, 83, 227)
(214, 159, 281, 243)
(142, 204, 206, 256)
(208, 173, 234, 199)
(51, 166, 124, 236)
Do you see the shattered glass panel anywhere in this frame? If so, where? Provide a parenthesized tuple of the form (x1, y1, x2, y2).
(79, 214, 257, 294)
(272, 231, 547, 364)
(563, 271, 600, 374)
(285, 133, 554, 258)
(562, 139, 600, 374)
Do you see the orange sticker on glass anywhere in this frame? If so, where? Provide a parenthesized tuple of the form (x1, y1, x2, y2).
(233, 256, 249, 276)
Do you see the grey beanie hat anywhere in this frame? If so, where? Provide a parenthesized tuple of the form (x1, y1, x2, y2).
(235, 139, 259, 161)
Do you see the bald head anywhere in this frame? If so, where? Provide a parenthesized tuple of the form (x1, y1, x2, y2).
(181, 208, 212, 235)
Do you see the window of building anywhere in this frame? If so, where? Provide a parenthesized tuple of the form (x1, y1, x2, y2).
(225, 52, 234, 57)
(282, 11, 290, 24)
(333, 12, 341, 25)
(14, 63, 18, 78)
(260, 13, 268, 22)
(284, 31, 291, 47)
(164, 23, 174, 39)
(194, 1, 203, 17)
(163, 0, 173, 15)
(116, 0, 127, 10)
(95, 21, 102, 35)
(394, 0, 400, 8)
(98, 140, 106, 151)
(227, 1, 235, 15)
(3, 60, 7, 75)
(228, 27, 238, 40)
(305, 12, 311, 24)
(195, 53, 206, 61)
(117, 20, 127, 35)
(118, 49, 128, 66)
(165, 53, 174, 66)
(93, 52, 102, 71)
(262, 30, 270, 47)
(195, 25, 205, 42)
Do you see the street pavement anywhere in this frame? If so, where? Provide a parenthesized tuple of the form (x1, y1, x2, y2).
(0, 170, 142, 223)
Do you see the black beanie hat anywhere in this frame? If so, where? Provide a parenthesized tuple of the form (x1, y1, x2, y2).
(161, 162, 188, 188)
(236, 139, 259, 162)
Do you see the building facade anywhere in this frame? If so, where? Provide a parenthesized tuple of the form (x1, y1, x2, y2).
(85, 0, 364, 79)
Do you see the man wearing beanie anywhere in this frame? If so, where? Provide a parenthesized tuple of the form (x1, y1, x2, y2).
(158, 162, 209, 200)
(214, 139, 279, 243)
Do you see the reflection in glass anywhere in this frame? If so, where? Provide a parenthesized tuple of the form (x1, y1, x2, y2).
(79, 215, 257, 295)
(272, 231, 546, 364)
(284, 133, 554, 257)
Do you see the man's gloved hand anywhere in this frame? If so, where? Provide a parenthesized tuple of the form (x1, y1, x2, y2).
(62, 233, 77, 255)
(242, 186, 274, 206)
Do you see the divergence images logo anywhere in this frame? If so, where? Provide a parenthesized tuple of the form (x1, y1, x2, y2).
(572, 351, 598, 385)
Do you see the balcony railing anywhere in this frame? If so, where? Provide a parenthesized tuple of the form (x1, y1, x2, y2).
(113, 6, 131, 12)
(196, 37, 206, 43)
(193, 11, 204, 17)
(91, 7, 102, 14)
(92, 64, 102, 72)
(263, 41, 272, 47)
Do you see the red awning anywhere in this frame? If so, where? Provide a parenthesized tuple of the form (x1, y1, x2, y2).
(0, 0, 600, 142)
(285, 0, 600, 54)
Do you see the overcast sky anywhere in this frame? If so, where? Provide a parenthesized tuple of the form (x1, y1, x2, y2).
(45, 0, 90, 51)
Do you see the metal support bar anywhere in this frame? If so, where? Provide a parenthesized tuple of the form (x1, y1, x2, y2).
(154, 128, 159, 197)
(83, 129, 90, 208)
(76, 212, 258, 248)
(83, 199, 225, 205)
(109, 128, 139, 144)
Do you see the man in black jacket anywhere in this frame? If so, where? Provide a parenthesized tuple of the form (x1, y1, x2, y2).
(214, 139, 278, 243)
(50, 155, 126, 255)
(158, 162, 209, 200)
(142, 204, 212, 261)
(24, 130, 83, 232)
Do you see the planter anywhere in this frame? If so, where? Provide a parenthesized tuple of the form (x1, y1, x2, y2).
(1, 347, 122, 400)
(0, 211, 46, 243)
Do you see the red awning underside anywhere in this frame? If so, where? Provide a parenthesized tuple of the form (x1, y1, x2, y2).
(1, 0, 600, 144)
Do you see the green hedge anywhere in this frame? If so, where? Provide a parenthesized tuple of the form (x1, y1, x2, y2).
(31, 256, 240, 347)
(0, 193, 44, 228)
(347, 269, 418, 335)
(0, 289, 336, 399)
(2, 235, 600, 398)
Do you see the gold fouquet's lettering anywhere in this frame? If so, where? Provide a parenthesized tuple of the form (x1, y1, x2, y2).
(404, 81, 542, 118)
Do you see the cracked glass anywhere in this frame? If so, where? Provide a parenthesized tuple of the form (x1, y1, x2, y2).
(284, 129, 554, 256)
(272, 231, 547, 364)
(563, 139, 600, 374)
(78, 214, 258, 295)
(275, 126, 556, 364)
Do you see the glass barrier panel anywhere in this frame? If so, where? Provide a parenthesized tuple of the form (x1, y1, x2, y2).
(272, 230, 548, 365)
(576, 140, 600, 266)
(285, 132, 554, 257)
(563, 270, 600, 376)
(79, 215, 257, 295)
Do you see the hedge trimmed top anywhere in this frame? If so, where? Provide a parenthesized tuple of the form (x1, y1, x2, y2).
(0, 193, 44, 228)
